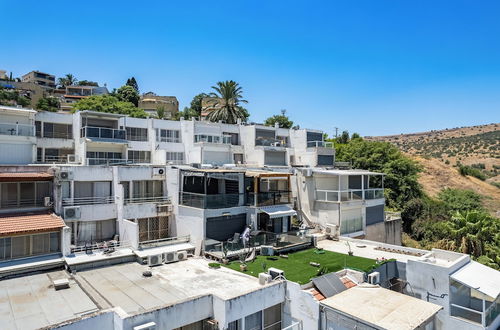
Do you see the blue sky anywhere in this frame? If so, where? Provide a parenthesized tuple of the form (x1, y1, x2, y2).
(1, 1, 499, 136)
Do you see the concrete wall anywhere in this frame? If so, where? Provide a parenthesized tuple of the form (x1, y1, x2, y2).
(284, 281, 320, 330)
(120, 219, 138, 249)
(365, 218, 402, 246)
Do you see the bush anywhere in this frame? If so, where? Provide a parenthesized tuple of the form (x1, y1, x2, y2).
(437, 188, 483, 214)
(458, 164, 487, 181)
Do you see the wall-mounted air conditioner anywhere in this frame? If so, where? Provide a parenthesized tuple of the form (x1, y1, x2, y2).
(152, 167, 165, 178)
(163, 251, 177, 264)
(63, 206, 81, 220)
(368, 272, 380, 285)
(176, 250, 187, 261)
(67, 154, 79, 164)
(58, 171, 73, 181)
(148, 254, 163, 267)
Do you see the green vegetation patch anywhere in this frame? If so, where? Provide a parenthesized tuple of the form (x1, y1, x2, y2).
(223, 248, 377, 284)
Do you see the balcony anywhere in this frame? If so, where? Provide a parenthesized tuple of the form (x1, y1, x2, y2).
(37, 155, 70, 164)
(255, 138, 289, 147)
(62, 196, 114, 206)
(0, 123, 35, 137)
(124, 196, 171, 204)
(138, 235, 190, 249)
(180, 192, 245, 209)
(307, 141, 333, 148)
(248, 191, 292, 206)
(0, 198, 47, 209)
(194, 134, 231, 144)
(86, 158, 128, 166)
(316, 188, 384, 202)
(80, 126, 126, 142)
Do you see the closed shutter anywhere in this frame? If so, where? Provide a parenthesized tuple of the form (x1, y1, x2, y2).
(203, 151, 231, 165)
(317, 155, 334, 165)
(366, 205, 384, 225)
(0, 143, 33, 164)
(206, 213, 247, 241)
(264, 151, 286, 166)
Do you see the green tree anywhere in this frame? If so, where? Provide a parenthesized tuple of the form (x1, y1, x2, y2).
(126, 77, 139, 92)
(116, 85, 139, 106)
(156, 105, 165, 119)
(36, 96, 60, 112)
(190, 93, 209, 116)
(72, 95, 147, 118)
(57, 74, 77, 88)
(264, 111, 294, 128)
(77, 80, 99, 87)
(207, 80, 248, 124)
(174, 106, 199, 120)
(337, 130, 350, 144)
(437, 188, 483, 214)
(351, 132, 361, 140)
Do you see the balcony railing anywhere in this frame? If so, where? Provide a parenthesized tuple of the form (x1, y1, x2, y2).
(86, 158, 129, 166)
(0, 198, 47, 209)
(125, 196, 171, 204)
(194, 134, 231, 144)
(307, 141, 333, 148)
(37, 155, 69, 164)
(180, 192, 245, 209)
(40, 131, 73, 139)
(81, 126, 126, 141)
(255, 138, 289, 147)
(248, 191, 292, 206)
(0, 123, 35, 137)
(139, 235, 190, 249)
(316, 188, 384, 202)
(62, 196, 115, 206)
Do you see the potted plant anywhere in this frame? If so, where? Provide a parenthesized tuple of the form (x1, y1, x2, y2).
(240, 263, 247, 271)
(239, 252, 247, 271)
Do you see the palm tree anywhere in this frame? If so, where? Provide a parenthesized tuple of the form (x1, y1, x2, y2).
(57, 74, 78, 88)
(206, 80, 248, 124)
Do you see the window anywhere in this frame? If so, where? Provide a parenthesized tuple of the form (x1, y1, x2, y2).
(126, 127, 148, 141)
(128, 150, 151, 163)
(194, 134, 230, 144)
(245, 311, 262, 330)
(138, 217, 169, 241)
(132, 180, 163, 199)
(228, 320, 241, 330)
(35, 121, 42, 137)
(0, 182, 52, 208)
(0, 232, 60, 260)
(43, 122, 72, 139)
(264, 304, 282, 330)
(73, 219, 116, 244)
(156, 129, 181, 143)
(166, 152, 184, 164)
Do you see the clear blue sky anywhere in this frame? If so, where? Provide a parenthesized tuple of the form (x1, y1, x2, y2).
(2, 1, 499, 136)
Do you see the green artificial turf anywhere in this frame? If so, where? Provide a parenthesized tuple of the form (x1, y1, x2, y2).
(224, 248, 377, 284)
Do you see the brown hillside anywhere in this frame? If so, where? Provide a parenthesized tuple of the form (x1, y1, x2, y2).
(413, 156, 500, 215)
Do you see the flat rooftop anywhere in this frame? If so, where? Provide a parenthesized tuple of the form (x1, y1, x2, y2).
(321, 285, 442, 330)
(0, 270, 98, 330)
(75, 258, 273, 314)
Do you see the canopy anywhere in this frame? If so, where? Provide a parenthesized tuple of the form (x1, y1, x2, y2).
(450, 261, 500, 299)
(259, 205, 297, 219)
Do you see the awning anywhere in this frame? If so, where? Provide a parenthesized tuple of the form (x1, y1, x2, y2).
(0, 172, 53, 182)
(0, 212, 65, 236)
(450, 261, 500, 299)
(259, 205, 297, 219)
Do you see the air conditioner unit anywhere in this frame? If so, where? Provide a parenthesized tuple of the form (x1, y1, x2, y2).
(176, 250, 187, 261)
(368, 272, 380, 285)
(44, 196, 52, 207)
(58, 171, 73, 181)
(148, 254, 163, 267)
(260, 245, 274, 256)
(259, 272, 272, 285)
(325, 224, 339, 240)
(153, 167, 165, 177)
(268, 267, 285, 280)
(133, 322, 156, 330)
(163, 251, 177, 264)
(67, 154, 79, 164)
(63, 206, 81, 220)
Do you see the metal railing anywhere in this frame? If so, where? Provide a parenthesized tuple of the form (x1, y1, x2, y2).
(139, 235, 190, 249)
(86, 158, 129, 166)
(37, 155, 69, 163)
(71, 240, 129, 254)
(0, 198, 47, 208)
(180, 192, 245, 209)
(255, 138, 289, 147)
(316, 188, 384, 202)
(248, 191, 292, 206)
(81, 126, 126, 140)
(125, 196, 171, 204)
(62, 196, 115, 206)
(450, 304, 483, 325)
(41, 131, 72, 139)
(194, 134, 232, 144)
(0, 123, 35, 136)
(307, 141, 333, 148)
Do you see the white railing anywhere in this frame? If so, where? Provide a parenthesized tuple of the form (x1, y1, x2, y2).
(365, 188, 384, 199)
(124, 196, 171, 204)
(450, 303, 483, 325)
(37, 155, 69, 163)
(307, 141, 333, 148)
(62, 196, 115, 206)
(139, 235, 190, 249)
(86, 158, 129, 166)
(71, 240, 130, 254)
(316, 188, 384, 202)
(0, 198, 47, 208)
(0, 122, 35, 136)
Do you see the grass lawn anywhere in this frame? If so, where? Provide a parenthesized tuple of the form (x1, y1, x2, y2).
(224, 248, 377, 284)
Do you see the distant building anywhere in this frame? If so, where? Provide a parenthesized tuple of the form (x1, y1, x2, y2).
(60, 85, 109, 111)
(138, 92, 179, 119)
(21, 70, 56, 89)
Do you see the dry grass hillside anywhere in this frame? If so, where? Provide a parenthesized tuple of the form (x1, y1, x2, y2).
(367, 123, 500, 214)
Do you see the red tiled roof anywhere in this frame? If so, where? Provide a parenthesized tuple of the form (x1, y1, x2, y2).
(0, 172, 53, 182)
(341, 277, 357, 289)
(0, 212, 65, 236)
(310, 288, 326, 301)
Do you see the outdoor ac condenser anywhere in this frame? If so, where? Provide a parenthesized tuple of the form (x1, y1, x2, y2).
(368, 272, 380, 285)
(260, 245, 274, 256)
(259, 272, 272, 285)
(176, 250, 187, 261)
(148, 254, 163, 267)
(163, 252, 177, 264)
(268, 267, 285, 280)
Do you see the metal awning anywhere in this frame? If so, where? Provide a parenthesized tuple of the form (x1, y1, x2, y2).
(450, 261, 500, 299)
(259, 205, 297, 218)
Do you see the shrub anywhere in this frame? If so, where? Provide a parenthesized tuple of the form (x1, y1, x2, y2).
(458, 164, 487, 181)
